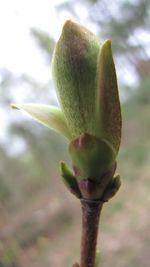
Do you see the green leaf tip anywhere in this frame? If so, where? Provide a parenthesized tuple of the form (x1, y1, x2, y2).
(96, 39, 122, 152)
(11, 103, 19, 110)
(11, 103, 71, 139)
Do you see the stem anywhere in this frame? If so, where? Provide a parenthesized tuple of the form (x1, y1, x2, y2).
(80, 199, 103, 267)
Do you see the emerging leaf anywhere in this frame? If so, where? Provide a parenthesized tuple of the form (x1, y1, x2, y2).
(96, 40, 121, 153)
(11, 103, 71, 139)
(60, 161, 81, 198)
(52, 20, 100, 138)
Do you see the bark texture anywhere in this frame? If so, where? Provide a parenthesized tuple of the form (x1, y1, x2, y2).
(80, 199, 103, 267)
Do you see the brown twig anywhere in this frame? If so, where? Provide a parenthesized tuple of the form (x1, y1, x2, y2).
(80, 199, 103, 267)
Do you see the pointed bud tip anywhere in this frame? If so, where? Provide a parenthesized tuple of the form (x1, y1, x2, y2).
(62, 20, 93, 40)
(60, 161, 65, 170)
(62, 20, 79, 34)
(71, 133, 91, 148)
(63, 19, 74, 28)
(102, 39, 112, 51)
(59, 161, 68, 173)
(60, 160, 65, 165)
(99, 39, 113, 68)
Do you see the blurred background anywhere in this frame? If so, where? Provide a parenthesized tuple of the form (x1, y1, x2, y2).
(0, 0, 150, 266)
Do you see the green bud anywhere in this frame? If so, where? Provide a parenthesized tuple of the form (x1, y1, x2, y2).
(60, 161, 81, 198)
(52, 20, 121, 152)
(102, 175, 121, 201)
(96, 40, 121, 153)
(12, 20, 122, 189)
(69, 133, 116, 180)
(52, 20, 100, 138)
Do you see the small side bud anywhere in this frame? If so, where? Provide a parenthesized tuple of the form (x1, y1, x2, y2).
(102, 175, 121, 202)
(60, 161, 81, 198)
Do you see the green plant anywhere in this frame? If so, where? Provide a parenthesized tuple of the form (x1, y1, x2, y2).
(12, 20, 122, 267)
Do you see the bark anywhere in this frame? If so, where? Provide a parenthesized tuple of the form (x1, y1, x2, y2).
(80, 199, 103, 267)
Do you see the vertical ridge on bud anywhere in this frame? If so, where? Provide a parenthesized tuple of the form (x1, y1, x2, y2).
(96, 40, 121, 153)
(52, 20, 100, 138)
